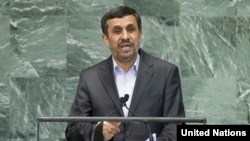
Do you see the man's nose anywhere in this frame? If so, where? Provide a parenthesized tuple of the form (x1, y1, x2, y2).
(121, 30, 129, 40)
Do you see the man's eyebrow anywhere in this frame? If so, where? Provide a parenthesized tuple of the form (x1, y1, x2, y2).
(112, 25, 121, 29)
(110, 24, 137, 31)
(126, 23, 136, 27)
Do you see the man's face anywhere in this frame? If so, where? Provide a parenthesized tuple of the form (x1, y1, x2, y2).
(102, 15, 142, 63)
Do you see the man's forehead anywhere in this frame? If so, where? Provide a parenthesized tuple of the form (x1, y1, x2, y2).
(107, 15, 137, 27)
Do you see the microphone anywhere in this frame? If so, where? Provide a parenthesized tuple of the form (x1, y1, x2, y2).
(121, 94, 129, 107)
(122, 94, 154, 141)
(106, 95, 129, 117)
(91, 95, 129, 141)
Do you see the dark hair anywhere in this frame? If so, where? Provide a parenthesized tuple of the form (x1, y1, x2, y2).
(101, 6, 142, 35)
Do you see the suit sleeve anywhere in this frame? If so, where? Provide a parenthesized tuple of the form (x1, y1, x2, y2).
(65, 72, 104, 141)
(157, 66, 185, 141)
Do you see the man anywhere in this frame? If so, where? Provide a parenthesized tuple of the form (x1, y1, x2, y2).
(65, 5, 185, 141)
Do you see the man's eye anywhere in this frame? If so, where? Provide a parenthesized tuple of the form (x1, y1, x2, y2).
(114, 29, 121, 34)
(127, 27, 135, 32)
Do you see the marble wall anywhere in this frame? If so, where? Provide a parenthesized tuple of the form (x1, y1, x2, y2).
(0, 0, 249, 140)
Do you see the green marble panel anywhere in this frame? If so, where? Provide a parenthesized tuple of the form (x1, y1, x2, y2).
(177, 16, 237, 77)
(67, 15, 110, 77)
(37, 77, 79, 141)
(141, 16, 180, 66)
(66, 0, 124, 16)
(125, 0, 180, 17)
(180, 0, 237, 16)
(237, 17, 250, 78)
(8, 77, 69, 140)
(182, 77, 242, 124)
(237, 0, 250, 16)
(236, 78, 250, 124)
(0, 78, 10, 139)
(234, 15, 250, 123)
(10, 16, 67, 77)
(0, 0, 10, 16)
(11, 0, 67, 18)
(0, 17, 11, 139)
(0, 16, 10, 78)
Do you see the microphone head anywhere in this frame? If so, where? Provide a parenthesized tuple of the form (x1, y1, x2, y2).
(120, 97, 125, 105)
(124, 94, 129, 102)
(119, 94, 129, 106)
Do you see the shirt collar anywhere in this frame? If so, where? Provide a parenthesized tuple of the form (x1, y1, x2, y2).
(113, 54, 140, 73)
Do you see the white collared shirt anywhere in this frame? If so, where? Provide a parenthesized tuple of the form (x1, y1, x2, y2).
(113, 54, 140, 116)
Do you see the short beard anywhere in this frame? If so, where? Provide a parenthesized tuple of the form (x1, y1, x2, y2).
(113, 49, 138, 63)
(118, 53, 135, 62)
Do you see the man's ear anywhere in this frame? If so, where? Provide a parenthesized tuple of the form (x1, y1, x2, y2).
(102, 34, 109, 47)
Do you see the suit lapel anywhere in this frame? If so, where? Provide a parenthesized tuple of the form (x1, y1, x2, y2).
(98, 57, 124, 116)
(128, 51, 155, 117)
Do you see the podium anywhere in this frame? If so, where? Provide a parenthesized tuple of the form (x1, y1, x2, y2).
(36, 116, 207, 141)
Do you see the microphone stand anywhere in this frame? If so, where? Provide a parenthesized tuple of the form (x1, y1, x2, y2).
(123, 103, 154, 141)
(91, 121, 102, 141)
(91, 94, 154, 141)
(91, 96, 127, 141)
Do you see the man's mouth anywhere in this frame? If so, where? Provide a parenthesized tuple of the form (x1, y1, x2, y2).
(120, 43, 132, 51)
(120, 43, 132, 48)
